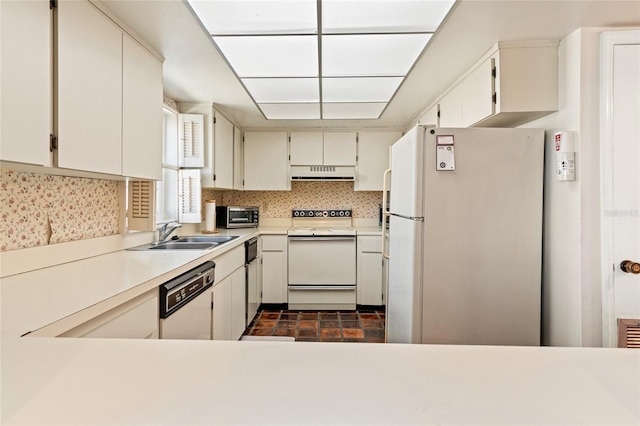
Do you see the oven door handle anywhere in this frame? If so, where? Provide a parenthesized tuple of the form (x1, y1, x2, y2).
(288, 236, 356, 241)
(289, 285, 356, 291)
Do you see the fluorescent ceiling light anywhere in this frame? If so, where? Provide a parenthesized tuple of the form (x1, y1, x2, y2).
(322, 34, 432, 77)
(322, 77, 403, 102)
(243, 78, 319, 103)
(322, 0, 456, 33)
(322, 103, 387, 120)
(187, 0, 455, 119)
(213, 36, 318, 78)
(188, 0, 317, 35)
(259, 103, 321, 120)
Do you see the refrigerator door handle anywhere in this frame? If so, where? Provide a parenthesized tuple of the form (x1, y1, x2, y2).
(382, 168, 391, 259)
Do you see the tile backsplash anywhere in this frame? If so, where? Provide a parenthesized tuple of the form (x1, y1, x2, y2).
(1, 170, 119, 251)
(203, 182, 382, 219)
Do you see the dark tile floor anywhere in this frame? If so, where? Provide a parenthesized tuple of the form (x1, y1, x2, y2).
(244, 308, 386, 343)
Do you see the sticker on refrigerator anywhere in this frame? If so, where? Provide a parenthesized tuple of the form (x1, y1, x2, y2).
(436, 135, 455, 171)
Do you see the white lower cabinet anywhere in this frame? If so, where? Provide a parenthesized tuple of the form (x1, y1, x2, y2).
(212, 275, 232, 341)
(212, 267, 246, 341)
(59, 289, 159, 339)
(211, 245, 247, 340)
(357, 236, 384, 306)
(260, 235, 288, 304)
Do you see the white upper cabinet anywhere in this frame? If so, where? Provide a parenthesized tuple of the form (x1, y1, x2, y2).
(212, 110, 234, 189)
(178, 105, 238, 189)
(290, 132, 324, 165)
(244, 132, 290, 191)
(122, 34, 163, 180)
(484, 41, 558, 126)
(178, 113, 204, 168)
(323, 132, 357, 166)
(57, 0, 123, 175)
(290, 131, 357, 166)
(233, 127, 244, 190)
(461, 56, 495, 127)
(0, 0, 52, 167)
(419, 105, 439, 127)
(355, 131, 401, 191)
(56, 0, 163, 179)
(438, 83, 463, 127)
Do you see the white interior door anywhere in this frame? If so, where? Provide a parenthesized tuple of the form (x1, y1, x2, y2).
(601, 30, 640, 347)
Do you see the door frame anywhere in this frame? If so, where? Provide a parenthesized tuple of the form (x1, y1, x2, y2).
(599, 29, 640, 347)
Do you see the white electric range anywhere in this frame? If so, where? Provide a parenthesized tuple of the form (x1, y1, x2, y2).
(287, 209, 356, 310)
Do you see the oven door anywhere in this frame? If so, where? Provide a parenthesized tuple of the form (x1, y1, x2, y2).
(288, 236, 356, 285)
(288, 235, 356, 310)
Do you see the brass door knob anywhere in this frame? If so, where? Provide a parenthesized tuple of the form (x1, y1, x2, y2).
(620, 260, 640, 274)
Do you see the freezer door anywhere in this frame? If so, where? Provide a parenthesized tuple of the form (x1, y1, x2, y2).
(421, 127, 543, 345)
(390, 126, 425, 218)
(386, 215, 423, 343)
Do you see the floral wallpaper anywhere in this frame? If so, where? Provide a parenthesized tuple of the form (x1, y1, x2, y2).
(207, 182, 382, 219)
(1, 170, 119, 251)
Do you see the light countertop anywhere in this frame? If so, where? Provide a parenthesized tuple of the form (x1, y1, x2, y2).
(2, 337, 639, 425)
(0, 228, 260, 337)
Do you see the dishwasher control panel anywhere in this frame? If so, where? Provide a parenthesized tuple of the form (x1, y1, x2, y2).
(159, 262, 215, 318)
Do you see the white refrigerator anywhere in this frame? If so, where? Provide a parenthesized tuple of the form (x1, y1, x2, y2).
(384, 126, 544, 345)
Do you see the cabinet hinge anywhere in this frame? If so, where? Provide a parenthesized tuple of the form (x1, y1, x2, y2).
(356, 155, 359, 161)
(288, 154, 291, 161)
(50, 0, 57, 9)
(213, 116, 217, 124)
(491, 66, 497, 78)
(49, 134, 58, 152)
(242, 179, 245, 186)
(213, 174, 216, 181)
(437, 110, 441, 118)
(288, 136, 291, 142)
(492, 92, 497, 104)
(211, 301, 214, 309)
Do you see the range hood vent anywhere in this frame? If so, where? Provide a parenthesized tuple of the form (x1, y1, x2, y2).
(290, 165, 355, 181)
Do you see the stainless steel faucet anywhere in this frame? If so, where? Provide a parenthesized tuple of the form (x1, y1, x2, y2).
(157, 221, 182, 243)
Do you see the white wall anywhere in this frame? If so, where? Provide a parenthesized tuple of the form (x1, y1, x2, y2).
(521, 28, 605, 347)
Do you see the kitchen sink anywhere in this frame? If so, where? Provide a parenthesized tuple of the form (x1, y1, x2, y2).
(173, 236, 239, 244)
(148, 242, 218, 250)
(127, 235, 239, 251)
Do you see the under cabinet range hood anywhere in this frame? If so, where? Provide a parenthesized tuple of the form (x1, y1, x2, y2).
(290, 165, 355, 181)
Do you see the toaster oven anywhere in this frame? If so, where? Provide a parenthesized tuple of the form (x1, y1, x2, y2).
(216, 206, 259, 228)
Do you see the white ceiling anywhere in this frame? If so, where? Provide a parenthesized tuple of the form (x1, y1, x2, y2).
(99, 0, 640, 130)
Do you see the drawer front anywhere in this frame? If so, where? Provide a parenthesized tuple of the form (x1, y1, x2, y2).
(288, 287, 356, 305)
(358, 236, 382, 253)
(214, 245, 244, 282)
(262, 235, 285, 251)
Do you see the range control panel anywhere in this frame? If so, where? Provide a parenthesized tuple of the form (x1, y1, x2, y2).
(292, 209, 352, 218)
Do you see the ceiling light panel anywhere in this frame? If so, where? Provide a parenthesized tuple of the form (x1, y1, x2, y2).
(259, 103, 321, 119)
(322, 77, 403, 102)
(188, 0, 318, 35)
(322, 103, 387, 120)
(322, 34, 432, 77)
(213, 35, 318, 78)
(243, 78, 319, 103)
(322, 0, 456, 33)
